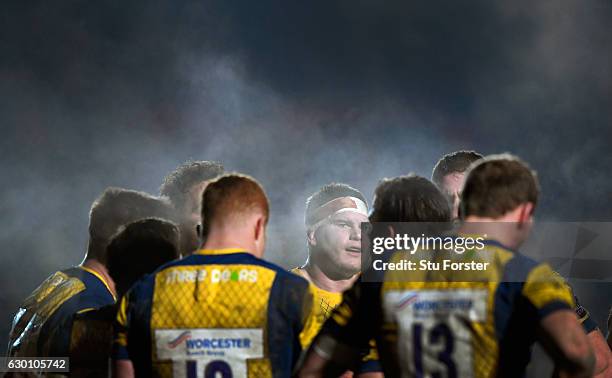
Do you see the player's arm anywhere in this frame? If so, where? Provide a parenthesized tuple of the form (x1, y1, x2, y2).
(114, 359, 135, 378)
(523, 265, 595, 377)
(538, 309, 595, 378)
(587, 330, 611, 378)
(566, 280, 610, 376)
(297, 281, 379, 377)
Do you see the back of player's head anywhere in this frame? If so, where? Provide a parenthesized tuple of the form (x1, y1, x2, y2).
(160, 160, 224, 210)
(201, 174, 269, 237)
(461, 154, 540, 218)
(106, 218, 180, 297)
(88, 188, 174, 261)
(432, 150, 484, 187)
(370, 175, 451, 223)
(305, 183, 367, 227)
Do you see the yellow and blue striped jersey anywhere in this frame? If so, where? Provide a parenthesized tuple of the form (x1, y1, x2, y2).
(317, 239, 576, 378)
(292, 267, 381, 374)
(113, 249, 314, 378)
(7, 266, 116, 358)
(291, 268, 343, 347)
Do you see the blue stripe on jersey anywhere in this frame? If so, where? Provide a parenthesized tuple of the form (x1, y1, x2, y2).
(494, 253, 540, 378)
(154, 251, 299, 276)
(123, 272, 155, 377)
(267, 267, 309, 376)
(494, 253, 538, 339)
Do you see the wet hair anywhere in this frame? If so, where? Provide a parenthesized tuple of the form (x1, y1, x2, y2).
(370, 175, 451, 223)
(160, 161, 224, 210)
(106, 218, 180, 297)
(201, 173, 269, 238)
(461, 154, 540, 218)
(305, 183, 367, 225)
(432, 150, 484, 187)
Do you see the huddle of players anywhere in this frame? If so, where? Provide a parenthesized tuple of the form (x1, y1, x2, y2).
(7, 152, 612, 377)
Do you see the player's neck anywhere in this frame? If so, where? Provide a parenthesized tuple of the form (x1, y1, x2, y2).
(81, 258, 117, 297)
(201, 234, 258, 257)
(459, 216, 522, 250)
(302, 261, 358, 293)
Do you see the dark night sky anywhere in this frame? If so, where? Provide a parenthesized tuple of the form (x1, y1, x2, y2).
(1, 0, 611, 353)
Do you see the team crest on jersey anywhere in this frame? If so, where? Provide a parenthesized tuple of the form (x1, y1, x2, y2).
(396, 293, 419, 310)
(167, 331, 192, 349)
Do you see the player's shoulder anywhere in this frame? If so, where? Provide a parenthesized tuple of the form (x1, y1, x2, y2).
(133, 251, 309, 291)
(23, 269, 86, 305)
(498, 248, 543, 283)
(257, 260, 309, 288)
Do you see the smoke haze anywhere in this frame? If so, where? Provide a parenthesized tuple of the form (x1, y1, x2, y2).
(1, 0, 611, 355)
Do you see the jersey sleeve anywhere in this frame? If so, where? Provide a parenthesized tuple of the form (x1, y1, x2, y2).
(309, 280, 381, 366)
(112, 293, 131, 360)
(521, 263, 575, 319)
(299, 283, 324, 348)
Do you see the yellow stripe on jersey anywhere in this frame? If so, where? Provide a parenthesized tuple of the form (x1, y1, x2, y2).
(522, 264, 576, 310)
(195, 248, 246, 255)
(115, 295, 129, 347)
(23, 271, 86, 320)
(291, 268, 343, 347)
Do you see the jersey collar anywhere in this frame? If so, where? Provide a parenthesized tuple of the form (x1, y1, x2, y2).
(195, 248, 248, 256)
(79, 266, 117, 302)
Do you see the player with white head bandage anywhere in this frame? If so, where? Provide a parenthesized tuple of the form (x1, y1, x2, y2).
(295, 184, 368, 304)
(294, 183, 382, 377)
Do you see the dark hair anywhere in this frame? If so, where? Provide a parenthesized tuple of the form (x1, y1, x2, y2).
(160, 161, 224, 210)
(106, 218, 180, 298)
(305, 183, 367, 225)
(370, 175, 451, 223)
(201, 173, 269, 238)
(432, 150, 484, 187)
(461, 154, 540, 218)
(88, 188, 174, 262)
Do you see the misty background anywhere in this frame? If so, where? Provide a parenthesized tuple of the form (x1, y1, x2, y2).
(1, 0, 611, 361)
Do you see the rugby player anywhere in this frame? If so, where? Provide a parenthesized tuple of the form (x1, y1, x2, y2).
(7, 188, 174, 359)
(160, 160, 224, 256)
(295, 183, 368, 330)
(69, 217, 180, 377)
(434, 149, 611, 376)
(113, 174, 315, 377)
(293, 184, 382, 377)
(298, 157, 596, 378)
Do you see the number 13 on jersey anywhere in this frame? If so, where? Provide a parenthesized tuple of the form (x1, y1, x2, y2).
(384, 289, 488, 378)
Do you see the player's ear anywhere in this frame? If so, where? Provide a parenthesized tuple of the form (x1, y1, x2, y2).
(307, 228, 317, 247)
(518, 202, 534, 225)
(254, 216, 265, 242)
